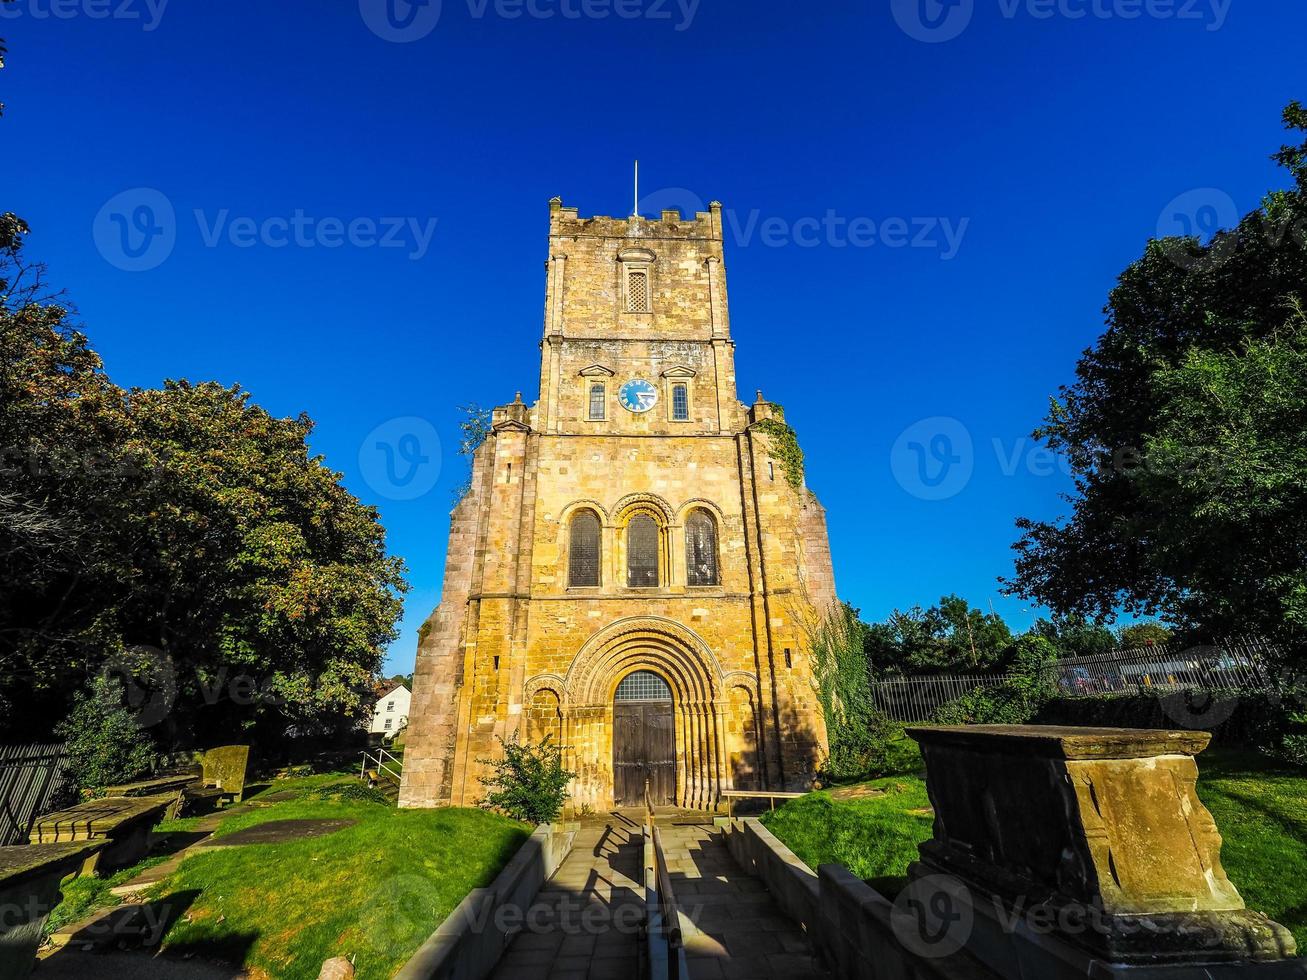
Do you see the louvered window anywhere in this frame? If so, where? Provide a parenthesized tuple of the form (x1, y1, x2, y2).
(672, 383, 689, 421)
(685, 510, 719, 586)
(568, 511, 601, 587)
(627, 514, 659, 587)
(588, 383, 606, 420)
(627, 270, 651, 313)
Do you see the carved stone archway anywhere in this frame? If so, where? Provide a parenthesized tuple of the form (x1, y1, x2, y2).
(558, 617, 730, 810)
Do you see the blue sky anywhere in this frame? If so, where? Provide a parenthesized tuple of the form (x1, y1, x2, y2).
(3, 0, 1304, 673)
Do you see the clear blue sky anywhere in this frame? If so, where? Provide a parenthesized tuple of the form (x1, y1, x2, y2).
(4, 0, 1304, 673)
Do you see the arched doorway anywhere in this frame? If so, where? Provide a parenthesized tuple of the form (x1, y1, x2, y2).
(612, 670, 675, 806)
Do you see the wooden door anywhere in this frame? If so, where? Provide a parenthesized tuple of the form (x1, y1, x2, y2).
(613, 701, 676, 806)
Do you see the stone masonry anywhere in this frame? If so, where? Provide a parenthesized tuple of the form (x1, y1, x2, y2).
(400, 198, 835, 812)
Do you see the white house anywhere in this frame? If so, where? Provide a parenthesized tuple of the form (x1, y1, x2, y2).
(370, 683, 411, 738)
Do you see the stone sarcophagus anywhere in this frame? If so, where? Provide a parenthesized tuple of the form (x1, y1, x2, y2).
(904, 725, 1299, 977)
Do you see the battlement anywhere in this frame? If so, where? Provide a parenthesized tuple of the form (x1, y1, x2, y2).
(548, 196, 722, 241)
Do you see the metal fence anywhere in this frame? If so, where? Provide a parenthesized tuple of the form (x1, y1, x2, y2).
(870, 637, 1281, 723)
(0, 741, 72, 845)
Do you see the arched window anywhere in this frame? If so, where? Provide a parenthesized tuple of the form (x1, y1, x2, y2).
(627, 514, 659, 587)
(685, 509, 719, 586)
(614, 670, 671, 701)
(568, 510, 601, 587)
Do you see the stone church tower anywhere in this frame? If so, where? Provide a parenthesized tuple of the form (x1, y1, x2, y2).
(399, 198, 836, 812)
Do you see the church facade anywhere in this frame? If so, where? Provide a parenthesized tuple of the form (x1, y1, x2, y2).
(399, 198, 836, 812)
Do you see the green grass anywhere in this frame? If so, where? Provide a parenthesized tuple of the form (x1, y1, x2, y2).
(43, 855, 169, 938)
(145, 774, 531, 979)
(1196, 750, 1307, 949)
(763, 747, 1307, 948)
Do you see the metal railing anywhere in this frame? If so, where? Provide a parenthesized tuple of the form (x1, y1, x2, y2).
(643, 779, 689, 980)
(0, 741, 71, 846)
(359, 747, 403, 786)
(869, 637, 1282, 723)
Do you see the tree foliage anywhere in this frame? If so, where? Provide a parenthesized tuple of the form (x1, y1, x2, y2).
(1007, 103, 1307, 649)
(0, 216, 408, 745)
(864, 594, 1013, 675)
(55, 675, 162, 793)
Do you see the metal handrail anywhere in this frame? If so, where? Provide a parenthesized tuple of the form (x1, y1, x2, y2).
(643, 777, 687, 978)
(359, 748, 403, 785)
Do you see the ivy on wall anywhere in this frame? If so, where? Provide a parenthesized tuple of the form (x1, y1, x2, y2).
(754, 417, 805, 491)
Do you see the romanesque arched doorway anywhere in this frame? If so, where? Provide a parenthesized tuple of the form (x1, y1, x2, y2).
(612, 670, 675, 806)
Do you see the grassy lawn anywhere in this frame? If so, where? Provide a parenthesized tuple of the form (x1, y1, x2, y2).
(48, 773, 530, 980)
(762, 744, 1307, 949)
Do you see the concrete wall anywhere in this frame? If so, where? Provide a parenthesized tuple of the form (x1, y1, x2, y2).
(395, 822, 576, 980)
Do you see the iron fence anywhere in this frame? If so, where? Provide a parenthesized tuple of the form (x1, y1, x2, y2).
(0, 741, 72, 845)
(869, 637, 1282, 723)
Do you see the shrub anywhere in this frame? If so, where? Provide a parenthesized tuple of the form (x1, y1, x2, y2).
(478, 734, 575, 824)
(55, 674, 161, 792)
(933, 636, 1058, 726)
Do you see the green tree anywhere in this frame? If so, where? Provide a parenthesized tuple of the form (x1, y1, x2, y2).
(1007, 103, 1307, 650)
(1, 218, 408, 744)
(864, 595, 1013, 675)
(1029, 614, 1117, 659)
(1117, 622, 1173, 649)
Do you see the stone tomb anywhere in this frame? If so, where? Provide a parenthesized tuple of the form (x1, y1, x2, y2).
(904, 725, 1300, 977)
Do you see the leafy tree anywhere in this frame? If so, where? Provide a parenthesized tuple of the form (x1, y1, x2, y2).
(55, 675, 162, 793)
(1029, 614, 1117, 659)
(478, 734, 575, 824)
(1, 217, 408, 744)
(864, 595, 1013, 675)
(1117, 622, 1173, 649)
(451, 403, 493, 503)
(1007, 103, 1307, 650)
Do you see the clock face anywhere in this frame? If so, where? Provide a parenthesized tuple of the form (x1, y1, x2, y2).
(618, 378, 659, 414)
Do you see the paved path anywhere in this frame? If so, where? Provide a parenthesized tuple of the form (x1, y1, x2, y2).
(491, 812, 827, 980)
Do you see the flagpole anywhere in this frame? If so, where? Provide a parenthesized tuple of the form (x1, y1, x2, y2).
(634, 160, 639, 217)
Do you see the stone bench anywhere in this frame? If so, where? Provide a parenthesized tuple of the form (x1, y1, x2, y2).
(29, 795, 173, 874)
(0, 840, 106, 980)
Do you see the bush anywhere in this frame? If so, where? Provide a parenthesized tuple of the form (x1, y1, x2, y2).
(310, 781, 391, 805)
(55, 674, 161, 793)
(478, 734, 575, 824)
(932, 635, 1058, 726)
